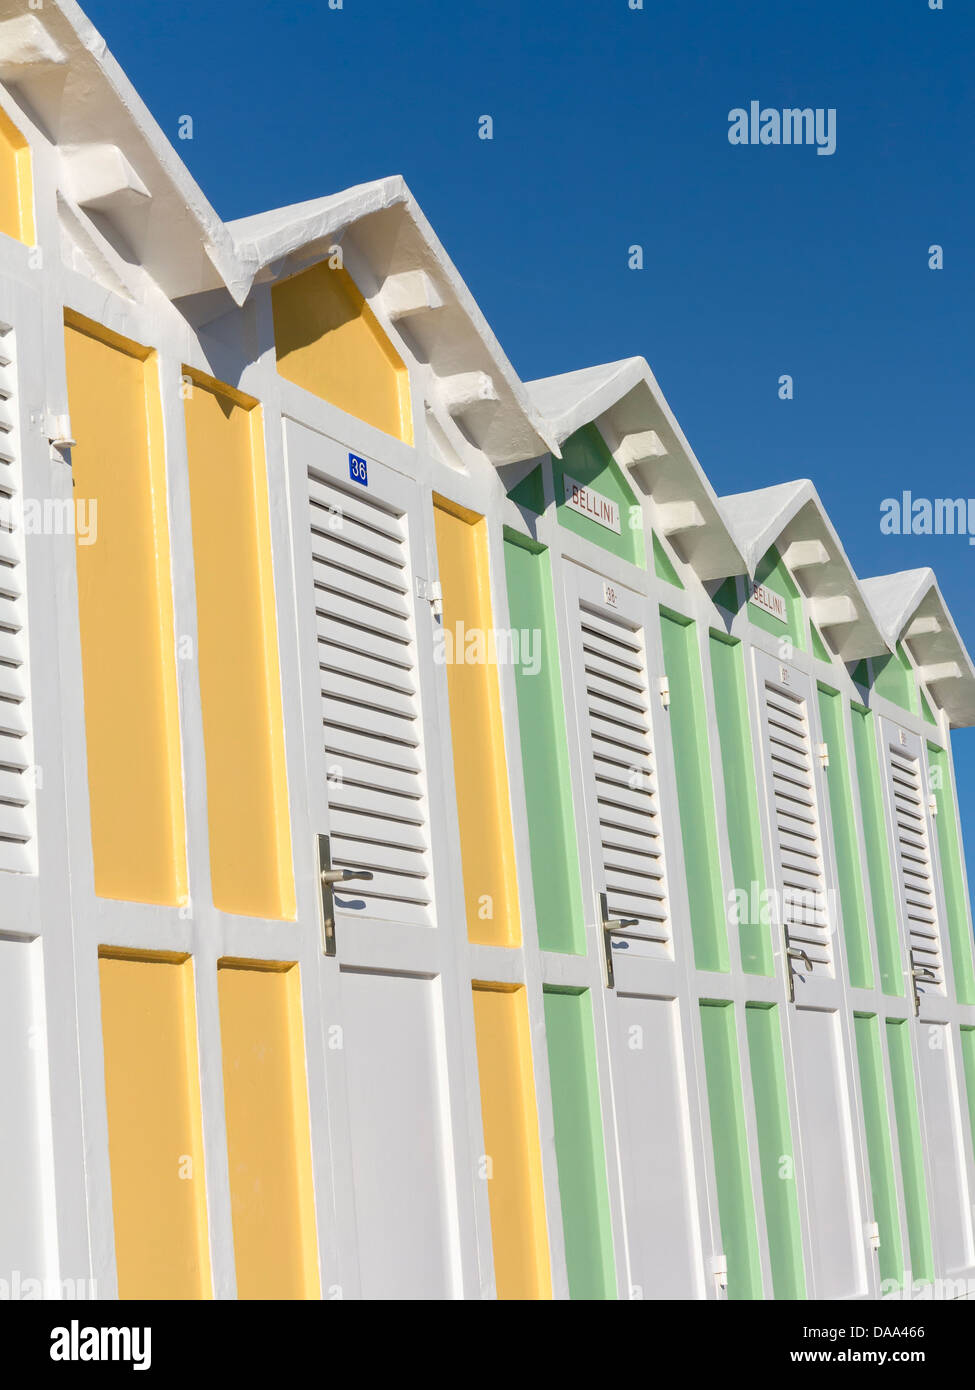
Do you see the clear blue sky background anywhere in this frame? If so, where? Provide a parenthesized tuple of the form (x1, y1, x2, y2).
(84, 0, 975, 894)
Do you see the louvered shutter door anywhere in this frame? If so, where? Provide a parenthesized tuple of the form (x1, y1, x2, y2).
(0, 319, 34, 873)
(883, 732, 945, 993)
(578, 602, 670, 953)
(309, 467, 433, 927)
(760, 674, 832, 975)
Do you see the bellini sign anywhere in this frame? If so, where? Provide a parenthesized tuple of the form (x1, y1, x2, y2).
(749, 582, 788, 624)
(563, 475, 622, 534)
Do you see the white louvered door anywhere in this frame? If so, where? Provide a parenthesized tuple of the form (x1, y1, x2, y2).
(284, 415, 468, 1300)
(307, 464, 434, 929)
(0, 312, 36, 873)
(877, 718, 975, 1280)
(561, 560, 708, 1297)
(566, 569, 672, 968)
(878, 718, 946, 1011)
(753, 649, 868, 1297)
(755, 652, 834, 1003)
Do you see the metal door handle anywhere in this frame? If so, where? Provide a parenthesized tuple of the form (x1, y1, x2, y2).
(321, 867, 374, 887)
(785, 944, 813, 1002)
(317, 833, 373, 957)
(911, 964, 937, 1017)
(600, 891, 638, 989)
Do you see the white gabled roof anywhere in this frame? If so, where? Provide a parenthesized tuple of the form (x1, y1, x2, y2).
(4, 0, 972, 697)
(720, 479, 888, 661)
(861, 570, 975, 728)
(527, 357, 746, 582)
(0, 2, 557, 464)
(0, 0, 244, 301)
(228, 180, 561, 464)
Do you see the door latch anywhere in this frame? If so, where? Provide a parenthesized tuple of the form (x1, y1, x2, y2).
(911, 963, 937, 1016)
(317, 834, 374, 956)
(785, 943, 813, 1002)
(600, 891, 638, 989)
(415, 576, 443, 618)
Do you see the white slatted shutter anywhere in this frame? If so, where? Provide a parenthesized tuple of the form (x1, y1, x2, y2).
(578, 601, 670, 953)
(883, 732, 945, 993)
(0, 319, 34, 873)
(760, 673, 832, 974)
(309, 467, 433, 927)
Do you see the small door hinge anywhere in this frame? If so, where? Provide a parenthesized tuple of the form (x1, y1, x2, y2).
(47, 412, 75, 458)
(865, 1221, 881, 1253)
(817, 741, 829, 769)
(710, 1254, 728, 1293)
(416, 576, 443, 617)
(658, 676, 670, 709)
(317, 833, 374, 956)
(928, 793, 938, 817)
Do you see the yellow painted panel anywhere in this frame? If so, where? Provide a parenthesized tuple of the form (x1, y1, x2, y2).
(434, 498, 521, 946)
(472, 983, 552, 1299)
(64, 316, 187, 905)
(0, 104, 33, 244)
(271, 261, 412, 444)
(183, 372, 295, 920)
(98, 951, 211, 1299)
(217, 961, 320, 1299)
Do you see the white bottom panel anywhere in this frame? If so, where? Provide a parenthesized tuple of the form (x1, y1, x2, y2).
(0, 936, 56, 1291)
(919, 1025, 974, 1276)
(792, 1007, 866, 1298)
(339, 968, 459, 1299)
(613, 995, 704, 1299)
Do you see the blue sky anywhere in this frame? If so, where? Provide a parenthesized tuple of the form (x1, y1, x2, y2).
(84, 0, 975, 889)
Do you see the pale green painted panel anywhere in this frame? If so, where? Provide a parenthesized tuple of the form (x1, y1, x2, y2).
(745, 1004, 805, 1298)
(709, 633, 772, 976)
(503, 533, 585, 954)
(853, 1013, 905, 1289)
(699, 1001, 763, 1300)
(748, 547, 805, 652)
(553, 425, 644, 567)
(543, 988, 616, 1299)
(885, 1018, 934, 1284)
(661, 613, 728, 972)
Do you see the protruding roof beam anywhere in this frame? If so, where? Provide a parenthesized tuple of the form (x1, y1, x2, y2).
(63, 144, 151, 214)
(917, 661, 963, 685)
(381, 269, 443, 320)
(783, 538, 830, 570)
(905, 615, 942, 638)
(810, 595, 858, 628)
(0, 13, 67, 74)
(614, 429, 667, 469)
(657, 500, 706, 536)
(438, 371, 499, 415)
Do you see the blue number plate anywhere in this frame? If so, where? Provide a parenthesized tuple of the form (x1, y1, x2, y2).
(349, 452, 368, 486)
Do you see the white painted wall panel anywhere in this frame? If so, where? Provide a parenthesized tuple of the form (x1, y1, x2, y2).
(0, 937, 56, 1288)
(613, 995, 704, 1299)
(339, 968, 460, 1299)
(918, 1026, 974, 1275)
(792, 1007, 866, 1298)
